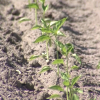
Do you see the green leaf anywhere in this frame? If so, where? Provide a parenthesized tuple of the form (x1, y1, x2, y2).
(57, 31, 65, 36)
(48, 39, 52, 46)
(39, 66, 51, 74)
(41, 28, 52, 33)
(42, 4, 49, 12)
(56, 18, 67, 30)
(34, 35, 50, 43)
(27, 3, 39, 9)
(71, 75, 81, 86)
(41, 19, 47, 27)
(65, 43, 74, 54)
(47, 94, 61, 99)
(72, 54, 81, 64)
(97, 62, 100, 69)
(72, 94, 79, 100)
(49, 85, 64, 92)
(63, 81, 69, 87)
(52, 59, 64, 65)
(55, 40, 64, 49)
(39, 0, 45, 4)
(50, 21, 57, 26)
(61, 72, 70, 81)
(71, 65, 79, 70)
(75, 88, 83, 94)
(31, 25, 42, 30)
(55, 41, 66, 55)
(29, 55, 40, 60)
(44, 18, 51, 23)
(19, 17, 31, 23)
(62, 46, 67, 55)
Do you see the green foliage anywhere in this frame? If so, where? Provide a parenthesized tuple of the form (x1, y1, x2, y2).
(71, 65, 79, 70)
(19, 17, 31, 23)
(47, 94, 61, 99)
(49, 85, 64, 92)
(54, 18, 67, 31)
(31, 25, 42, 30)
(57, 30, 65, 36)
(29, 55, 40, 60)
(39, 0, 45, 4)
(72, 54, 81, 64)
(71, 75, 81, 86)
(20, 1, 84, 100)
(27, 3, 39, 9)
(52, 59, 64, 65)
(39, 66, 51, 74)
(72, 94, 79, 100)
(34, 35, 50, 43)
(97, 61, 100, 69)
(74, 88, 83, 93)
(63, 81, 70, 87)
(61, 72, 70, 81)
(42, 4, 49, 13)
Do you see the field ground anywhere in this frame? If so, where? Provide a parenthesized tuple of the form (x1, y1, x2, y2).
(0, 0, 100, 100)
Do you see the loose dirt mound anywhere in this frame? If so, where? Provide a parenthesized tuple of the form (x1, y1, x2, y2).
(0, 0, 100, 100)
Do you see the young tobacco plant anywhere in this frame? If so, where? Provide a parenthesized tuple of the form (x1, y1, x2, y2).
(30, 17, 67, 62)
(39, 0, 49, 18)
(27, 0, 48, 24)
(19, 0, 66, 62)
(27, 0, 39, 25)
(46, 42, 82, 100)
(19, 0, 48, 25)
(19, 1, 83, 100)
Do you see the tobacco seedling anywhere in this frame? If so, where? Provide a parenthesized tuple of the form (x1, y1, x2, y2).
(47, 42, 82, 100)
(27, 0, 39, 25)
(96, 61, 100, 69)
(30, 18, 67, 62)
(19, 1, 83, 99)
(39, 0, 49, 18)
(27, 0, 48, 24)
(19, 0, 39, 24)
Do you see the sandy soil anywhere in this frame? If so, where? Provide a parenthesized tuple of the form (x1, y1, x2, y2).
(0, 0, 100, 100)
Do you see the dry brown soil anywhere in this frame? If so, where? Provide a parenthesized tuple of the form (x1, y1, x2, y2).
(0, 0, 100, 100)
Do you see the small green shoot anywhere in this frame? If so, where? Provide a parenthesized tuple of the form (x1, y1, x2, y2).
(39, 66, 51, 74)
(34, 35, 50, 43)
(19, 17, 31, 23)
(47, 94, 61, 99)
(72, 54, 81, 64)
(27, 3, 39, 9)
(20, 1, 83, 99)
(96, 61, 100, 69)
(52, 59, 64, 65)
(29, 55, 40, 60)
(49, 85, 64, 92)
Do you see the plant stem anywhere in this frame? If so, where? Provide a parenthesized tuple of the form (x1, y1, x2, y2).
(35, 9, 37, 24)
(43, 11, 45, 19)
(55, 36, 59, 76)
(28, 0, 31, 11)
(66, 87, 69, 100)
(55, 36, 59, 59)
(66, 54, 69, 100)
(66, 55, 69, 75)
(46, 41, 49, 61)
(69, 88, 72, 100)
(35, 0, 37, 25)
